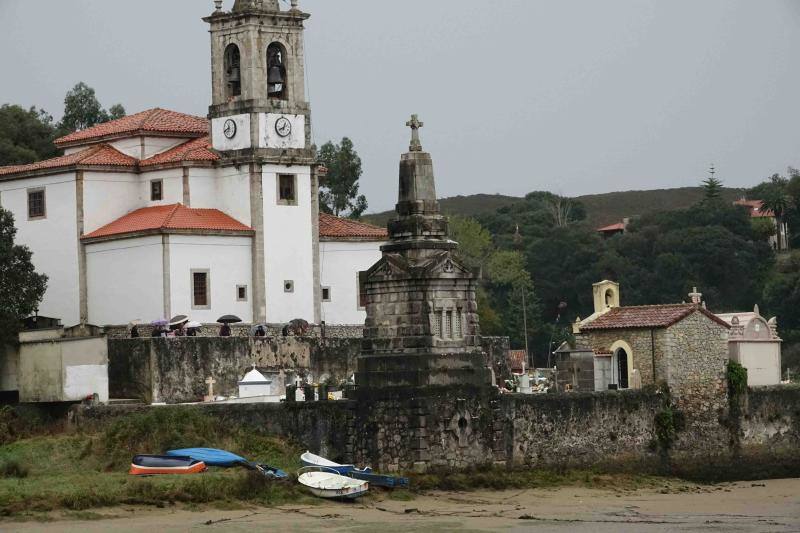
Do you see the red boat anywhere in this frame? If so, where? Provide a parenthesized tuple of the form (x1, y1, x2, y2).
(129, 455, 207, 475)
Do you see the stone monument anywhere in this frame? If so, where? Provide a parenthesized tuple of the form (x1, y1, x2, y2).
(355, 116, 493, 388)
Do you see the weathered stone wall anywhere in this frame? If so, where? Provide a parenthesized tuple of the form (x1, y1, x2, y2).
(72, 384, 800, 480)
(108, 337, 361, 403)
(104, 323, 364, 340)
(576, 328, 667, 385)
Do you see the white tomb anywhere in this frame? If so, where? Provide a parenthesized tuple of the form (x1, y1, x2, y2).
(238, 365, 273, 398)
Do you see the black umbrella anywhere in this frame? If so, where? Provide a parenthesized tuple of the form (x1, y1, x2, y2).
(217, 315, 242, 324)
(169, 315, 189, 327)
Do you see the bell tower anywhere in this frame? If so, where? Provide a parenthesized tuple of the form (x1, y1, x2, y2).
(204, 0, 313, 162)
(203, 0, 319, 326)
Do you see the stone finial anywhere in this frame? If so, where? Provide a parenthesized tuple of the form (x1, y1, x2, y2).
(753, 303, 760, 316)
(214, 0, 223, 11)
(291, 0, 299, 9)
(688, 286, 702, 305)
(406, 114, 424, 152)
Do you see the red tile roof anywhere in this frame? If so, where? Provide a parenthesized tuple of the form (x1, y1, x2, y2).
(597, 222, 625, 232)
(140, 136, 219, 167)
(581, 304, 730, 330)
(82, 204, 252, 240)
(319, 212, 388, 240)
(55, 108, 208, 147)
(733, 199, 775, 218)
(0, 145, 136, 176)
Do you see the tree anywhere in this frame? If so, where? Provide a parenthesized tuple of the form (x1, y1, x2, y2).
(701, 175, 724, 204)
(448, 216, 493, 279)
(108, 104, 127, 121)
(57, 82, 124, 134)
(0, 209, 48, 347)
(0, 105, 59, 166)
(318, 137, 368, 219)
(760, 176, 790, 250)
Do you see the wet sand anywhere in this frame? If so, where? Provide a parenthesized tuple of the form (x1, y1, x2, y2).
(5, 478, 800, 532)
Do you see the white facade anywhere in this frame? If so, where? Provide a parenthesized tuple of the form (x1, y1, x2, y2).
(320, 240, 384, 324)
(0, 173, 80, 325)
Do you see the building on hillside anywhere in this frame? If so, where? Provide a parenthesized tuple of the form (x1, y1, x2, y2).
(734, 198, 789, 251)
(0, 1, 385, 329)
(596, 218, 630, 238)
(716, 305, 782, 386)
(573, 281, 730, 401)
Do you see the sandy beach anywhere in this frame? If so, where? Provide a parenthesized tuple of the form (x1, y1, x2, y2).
(5, 477, 799, 532)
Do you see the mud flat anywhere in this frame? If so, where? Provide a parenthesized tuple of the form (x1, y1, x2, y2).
(5, 477, 800, 532)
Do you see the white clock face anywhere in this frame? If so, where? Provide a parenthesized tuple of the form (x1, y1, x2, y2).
(223, 119, 237, 139)
(275, 117, 292, 138)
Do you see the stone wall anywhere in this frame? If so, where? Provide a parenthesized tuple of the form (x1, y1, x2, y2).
(72, 384, 800, 480)
(576, 328, 667, 385)
(108, 336, 361, 403)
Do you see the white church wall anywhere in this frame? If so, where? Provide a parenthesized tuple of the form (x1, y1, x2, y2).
(261, 164, 314, 323)
(142, 137, 186, 159)
(730, 342, 782, 386)
(320, 240, 383, 325)
(168, 235, 253, 324)
(110, 137, 144, 159)
(212, 166, 251, 226)
(0, 173, 80, 325)
(86, 236, 164, 325)
(140, 168, 183, 207)
(83, 170, 141, 234)
(211, 114, 251, 151)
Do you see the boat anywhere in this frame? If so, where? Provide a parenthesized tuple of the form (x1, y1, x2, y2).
(167, 448, 288, 478)
(300, 451, 371, 475)
(129, 455, 206, 475)
(347, 470, 409, 488)
(297, 467, 369, 500)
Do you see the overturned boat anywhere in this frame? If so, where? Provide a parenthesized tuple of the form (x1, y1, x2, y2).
(297, 467, 369, 500)
(129, 455, 206, 475)
(167, 447, 288, 478)
(300, 451, 371, 475)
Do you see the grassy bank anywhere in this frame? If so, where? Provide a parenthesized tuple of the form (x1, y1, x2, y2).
(0, 408, 679, 519)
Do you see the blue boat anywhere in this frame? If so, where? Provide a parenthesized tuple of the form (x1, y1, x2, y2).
(167, 448, 288, 478)
(348, 470, 409, 488)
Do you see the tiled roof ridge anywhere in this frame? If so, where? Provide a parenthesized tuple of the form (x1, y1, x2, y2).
(161, 203, 183, 229)
(0, 143, 137, 177)
(55, 108, 208, 146)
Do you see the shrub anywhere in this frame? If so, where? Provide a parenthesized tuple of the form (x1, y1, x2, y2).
(0, 459, 29, 479)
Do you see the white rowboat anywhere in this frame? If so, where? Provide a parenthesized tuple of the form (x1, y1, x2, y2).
(297, 469, 369, 500)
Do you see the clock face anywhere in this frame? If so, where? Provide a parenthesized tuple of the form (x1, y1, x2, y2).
(275, 116, 292, 138)
(223, 119, 237, 139)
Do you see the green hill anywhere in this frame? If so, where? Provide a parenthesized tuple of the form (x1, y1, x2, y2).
(362, 187, 747, 229)
(362, 193, 522, 227)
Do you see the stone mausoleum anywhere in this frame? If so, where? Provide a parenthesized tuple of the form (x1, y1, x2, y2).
(355, 116, 493, 389)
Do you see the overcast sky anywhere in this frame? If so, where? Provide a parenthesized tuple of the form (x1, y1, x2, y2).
(1, 1, 798, 212)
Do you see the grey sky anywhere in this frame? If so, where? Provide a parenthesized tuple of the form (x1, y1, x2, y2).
(1, 1, 798, 212)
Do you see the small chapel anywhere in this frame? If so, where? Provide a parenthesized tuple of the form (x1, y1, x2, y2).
(0, 0, 386, 329)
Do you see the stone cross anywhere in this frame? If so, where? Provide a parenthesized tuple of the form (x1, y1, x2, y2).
(688, 287, 702, 305)
(205, 376, 216, 400)
(406, 114, 424, 152)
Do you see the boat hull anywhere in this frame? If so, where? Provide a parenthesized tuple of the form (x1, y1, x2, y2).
(129, 455, 206, 475)
(298, 471, 369, 500)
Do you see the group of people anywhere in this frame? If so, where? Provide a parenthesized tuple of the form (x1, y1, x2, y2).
(130, 323, 267, 338)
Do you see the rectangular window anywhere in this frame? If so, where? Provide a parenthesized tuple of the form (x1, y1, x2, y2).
(433, 313, 442, 338)
(445, 310, 453, 339)
(321, 286, 331, 302)
(453, 311, 462, 338)
(357, 272, 367, 310)
(150, 179, 163, 201)
(236, 285, 248, 302)
(191, 270, 210, 309)
(277, 174, 297, 205)
(27, 188, 46, 219)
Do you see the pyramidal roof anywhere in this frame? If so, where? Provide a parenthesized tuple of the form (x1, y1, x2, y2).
(240, 367, 270, 384)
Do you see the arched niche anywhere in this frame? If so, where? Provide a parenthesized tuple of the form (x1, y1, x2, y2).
(609, 339, 634, 389)
(224, 43, 242, 98)
(267, 42, 288, 99)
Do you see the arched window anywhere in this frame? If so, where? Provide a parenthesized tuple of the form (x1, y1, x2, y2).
(224, 44, 241, 98)
(267, 42, 287, 99)
(615, 347, 629, 389)
(605, 289, 614, 307)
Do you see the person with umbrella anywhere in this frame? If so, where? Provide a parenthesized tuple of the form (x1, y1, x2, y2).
(151, 318, 169, 337)
(217, 315, 241, 337)
(169, 315, 189, 337)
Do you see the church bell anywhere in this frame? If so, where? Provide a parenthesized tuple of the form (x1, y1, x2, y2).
(268, 65, 284, 94)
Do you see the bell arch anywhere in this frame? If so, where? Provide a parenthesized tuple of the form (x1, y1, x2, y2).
(224, 43, 242, 98)
(266, 41, 288, 99)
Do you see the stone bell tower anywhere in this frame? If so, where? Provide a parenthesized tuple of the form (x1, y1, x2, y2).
(203, 0, 319, 325)
(204, 0, 313, 163)
(356, 116, 493, 389)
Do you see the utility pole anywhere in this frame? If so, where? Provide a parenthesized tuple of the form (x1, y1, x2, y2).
(513, 224, 530, 369)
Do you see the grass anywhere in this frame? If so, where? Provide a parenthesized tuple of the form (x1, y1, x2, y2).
(0, 408, 680, 520)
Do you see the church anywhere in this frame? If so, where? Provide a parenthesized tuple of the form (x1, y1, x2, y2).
(0, 0, 386, 328)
